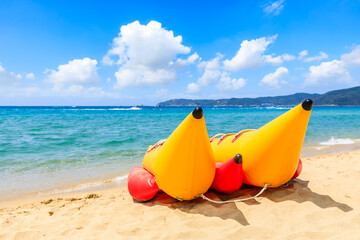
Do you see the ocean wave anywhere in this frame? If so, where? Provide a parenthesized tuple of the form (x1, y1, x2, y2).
(319, 137, 360, 146)
(49, 182, 104, 195)
(42, 174, 128, 195)
(108, 107, 141, 111)
(65, 109, 106, 111)
(112, 175, 128, 181)
(263, 106, 291, 110)
(63, 107, 142, 111)
(104, 139, 136, 145)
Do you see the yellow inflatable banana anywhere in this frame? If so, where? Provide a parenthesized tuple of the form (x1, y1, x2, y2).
(143, 107, 216, 200)
(210, 99, 313, 188)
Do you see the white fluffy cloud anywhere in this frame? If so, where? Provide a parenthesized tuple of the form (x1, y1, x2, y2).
(187, 55, 248, 93)
(263, 0, 285, 16)
(25, 73, 35, 79)
(0, 58, 121, 99)
(264, 53, 295, 64)
(305, 60, 352, 86)
(187, 34, 295, 93)
(341, 45, 360, 67)
(45, 58, 102, 97)
(305, 46, 360, 86)
(298, 50, 308, 59)
(299, 50, 328, 62)
(186, 82, 201, 93)
(260, 67, 289, 88)
(198, 55, 222, 86)
(282, 54, 296, 61)
(0, 63, 22, 86)
(186, 55, 223, 93)
(223, 35, 294, 71)
(223, 36, 275, 71)
(172, 53, 199, 68)
(115, 67, 177, 88)
(217, 72, 246, 91)
(46, 58, 100, 87)
(103, 21, 195, 88)
(304, 52, 328, 62)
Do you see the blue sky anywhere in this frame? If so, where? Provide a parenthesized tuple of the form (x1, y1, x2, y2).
(1, 0, 360, 106)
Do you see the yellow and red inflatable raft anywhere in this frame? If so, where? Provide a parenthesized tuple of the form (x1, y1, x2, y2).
(128, 99, 312, 202)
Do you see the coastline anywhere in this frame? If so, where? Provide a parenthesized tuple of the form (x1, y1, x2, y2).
(2, 142, 360, 203)
(301, 141, 360, 157)
(1, 149, 360, 239)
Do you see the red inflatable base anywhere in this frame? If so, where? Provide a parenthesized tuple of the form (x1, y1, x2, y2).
(127, 166, 160, 201)
(292, 159, 303, 179)
(211, 154, 244, 194)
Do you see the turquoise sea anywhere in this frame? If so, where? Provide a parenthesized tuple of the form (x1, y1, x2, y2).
(1, 106, 360, 200)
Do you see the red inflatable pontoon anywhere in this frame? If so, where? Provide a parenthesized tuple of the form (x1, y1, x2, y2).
(211, 154, 244, 194)
(127, 166, 160, 201)
(292, 159, 303, 179)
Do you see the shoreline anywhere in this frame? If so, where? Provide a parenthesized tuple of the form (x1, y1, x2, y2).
(0, 173, 129, 204)
(0, 147, 358, 204)
(1, 149, 360, 239)
(2, 143, 360, 204)
(2, 105, 360, 205)
(301, 141, 360, 157)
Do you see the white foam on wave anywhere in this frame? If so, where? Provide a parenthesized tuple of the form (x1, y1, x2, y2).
(64, 108, 142, 111)
(319, 137, 360, 146)
(108, 108, 141, 111)
(65, 108, 106, 111)
(263, 106, 291, 110)
(314, 146, 328, 150)
(40, 174, 129, 196)
(112, 175, 128, 181)
(43, 181, 104, 195)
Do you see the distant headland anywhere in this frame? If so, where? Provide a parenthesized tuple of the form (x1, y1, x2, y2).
(157, 86, 360, 107)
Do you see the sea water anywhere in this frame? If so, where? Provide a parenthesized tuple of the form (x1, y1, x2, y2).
(1, 106, 360, 200)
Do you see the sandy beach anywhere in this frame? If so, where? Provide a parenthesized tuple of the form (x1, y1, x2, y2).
(1, 149, 360, 240)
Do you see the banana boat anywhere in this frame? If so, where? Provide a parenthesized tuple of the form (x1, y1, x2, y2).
(128, 99, 312, 202)
(210, 99, 313, 188)
(128, 107, 216, 201)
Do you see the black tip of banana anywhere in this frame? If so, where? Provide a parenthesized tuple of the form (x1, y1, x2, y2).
(234, 154, 242, 164)
(192, 107, 203, 119)
(302, 99, 313, 111)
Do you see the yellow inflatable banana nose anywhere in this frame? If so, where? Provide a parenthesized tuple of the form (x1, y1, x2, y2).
(211, 99, 313, 188)
(143, 107, 216, 200)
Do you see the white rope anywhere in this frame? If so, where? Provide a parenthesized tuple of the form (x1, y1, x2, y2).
(147, 139, 166, 152)
(234, 129, 256, 138)
(197, 184, 269, 204)
(209, 133, 227, 142)
(209, 129, 256, 143)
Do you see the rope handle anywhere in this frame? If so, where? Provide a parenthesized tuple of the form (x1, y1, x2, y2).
(148, 129, 256, 151)
(147, 139, 166, 152)
(210, 133, 237, 143)
(197, 184, 269, 204)
(210, 133, 227, 142)
(209, 129, 256, 143)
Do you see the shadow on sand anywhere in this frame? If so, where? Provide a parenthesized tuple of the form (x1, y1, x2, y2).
(137, 178, 353, 226)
